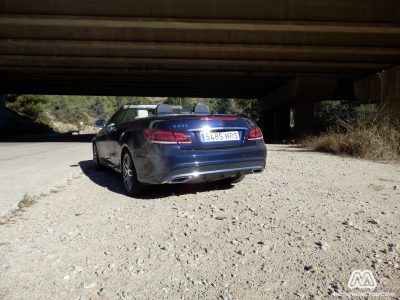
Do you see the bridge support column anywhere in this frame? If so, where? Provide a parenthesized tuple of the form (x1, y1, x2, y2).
(294, 100, 314, 138)
(261, 105, 291, 142)
(261, 108, 274, 143)
(0, 95, 6, 128)
(275, 104, 291, 141)
(259, 77, 338, 142)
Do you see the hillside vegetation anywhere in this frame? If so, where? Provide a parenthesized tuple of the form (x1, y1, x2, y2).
(5, 95, 259, 132)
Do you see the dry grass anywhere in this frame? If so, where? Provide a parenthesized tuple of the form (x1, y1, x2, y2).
(304, 112, 400, 161)
(17, 194, 37, 209)
(1, 194, 37, 225)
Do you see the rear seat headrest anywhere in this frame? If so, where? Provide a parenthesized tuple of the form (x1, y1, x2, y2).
(137, 109, 149, 118)
(156, 104, 173, 115)
(193, 103, 210, 114)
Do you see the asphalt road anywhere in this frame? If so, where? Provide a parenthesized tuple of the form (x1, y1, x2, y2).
(0, 142, 91, 216)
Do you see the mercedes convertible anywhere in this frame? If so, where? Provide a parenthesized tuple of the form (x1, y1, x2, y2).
(92, 103, 266, 195)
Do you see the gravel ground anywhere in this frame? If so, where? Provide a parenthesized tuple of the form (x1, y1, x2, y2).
(0, 145, 399, 299)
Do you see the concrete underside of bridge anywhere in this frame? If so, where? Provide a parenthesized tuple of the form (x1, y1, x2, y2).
(0, 0, 399, 139)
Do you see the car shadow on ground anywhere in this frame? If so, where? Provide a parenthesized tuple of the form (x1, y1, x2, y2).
(78, 160, 234, 200)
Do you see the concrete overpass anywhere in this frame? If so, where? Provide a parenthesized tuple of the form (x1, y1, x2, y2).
(0, 0, 399, 139)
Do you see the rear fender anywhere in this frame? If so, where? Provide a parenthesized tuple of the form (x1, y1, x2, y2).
(119, 130, 135, 172)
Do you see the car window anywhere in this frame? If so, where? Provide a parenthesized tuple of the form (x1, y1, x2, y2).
(122, 108, 138, 123)
(107, 109, 126, 125)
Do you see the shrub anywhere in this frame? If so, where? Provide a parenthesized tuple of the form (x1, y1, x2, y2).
(304, 110, 400, 161)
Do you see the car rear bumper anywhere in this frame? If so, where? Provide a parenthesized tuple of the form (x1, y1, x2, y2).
(162, 161, 265, 184)
(135, 143, 267, 184)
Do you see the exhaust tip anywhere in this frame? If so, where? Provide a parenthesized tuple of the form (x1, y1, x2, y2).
(169, 176, 191, 184)
(252, 169, 263, 174)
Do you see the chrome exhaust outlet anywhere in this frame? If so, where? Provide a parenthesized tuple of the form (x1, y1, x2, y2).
(169, 176, 192, 184)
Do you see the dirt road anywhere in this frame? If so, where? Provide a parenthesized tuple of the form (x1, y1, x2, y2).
(0, 145, 399, 299)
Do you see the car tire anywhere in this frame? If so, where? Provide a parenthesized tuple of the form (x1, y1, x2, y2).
(121, 150, 145, 196)
(230, 174, 245, 184)
(219, 174, 245, 186)
(93, 143, 103, 170)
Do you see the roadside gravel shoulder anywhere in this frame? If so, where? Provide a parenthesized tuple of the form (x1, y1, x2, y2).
(0, 145, 399, 299)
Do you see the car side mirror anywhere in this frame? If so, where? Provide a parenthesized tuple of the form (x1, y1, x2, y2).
(94, 119, 105, 128)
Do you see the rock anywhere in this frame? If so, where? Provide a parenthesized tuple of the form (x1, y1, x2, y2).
(342, 220, 354, 227)
(334, 287, 342, 294)
(98, 288, 107, 297)
(388, 243, 397, 252)
(73, 266, 83, 273)
(261, 263, 272, 273)
(315, 241, 329, 251)
(84, 282, 97, 289)
(148, 248, 156, 258)
(237, 250, 245, 256)
(230, 239, 239, 245)
(304, 265, 316, 273)
(368, 219, 380, 225)
(63, 275, 70, 280)
(294, 292, 305, 298)
(160, 242, 172, 251)
(330, 283, 342, 294)
(215, 216, 227, 220)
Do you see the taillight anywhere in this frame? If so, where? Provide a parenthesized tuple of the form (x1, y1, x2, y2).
(247, 127, 263, 141)
(144, 129, 192, 144)
(172, 131, 192, 144)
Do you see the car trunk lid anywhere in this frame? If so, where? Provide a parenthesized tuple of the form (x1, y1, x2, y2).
(153, 115, 249, 150)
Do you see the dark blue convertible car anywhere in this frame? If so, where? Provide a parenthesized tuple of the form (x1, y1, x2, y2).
(93, 103, 266, 195)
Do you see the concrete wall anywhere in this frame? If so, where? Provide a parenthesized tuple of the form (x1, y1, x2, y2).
(355, 65, 400, 113)
(0, 95, 6, 128)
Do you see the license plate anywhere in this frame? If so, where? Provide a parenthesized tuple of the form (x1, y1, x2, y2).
(200, 131, 240, 143)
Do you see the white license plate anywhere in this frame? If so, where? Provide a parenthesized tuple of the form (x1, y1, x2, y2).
(200, 131, 240, 143)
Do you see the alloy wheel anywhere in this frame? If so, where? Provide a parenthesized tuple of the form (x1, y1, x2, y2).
(123, 153, 134, 191)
